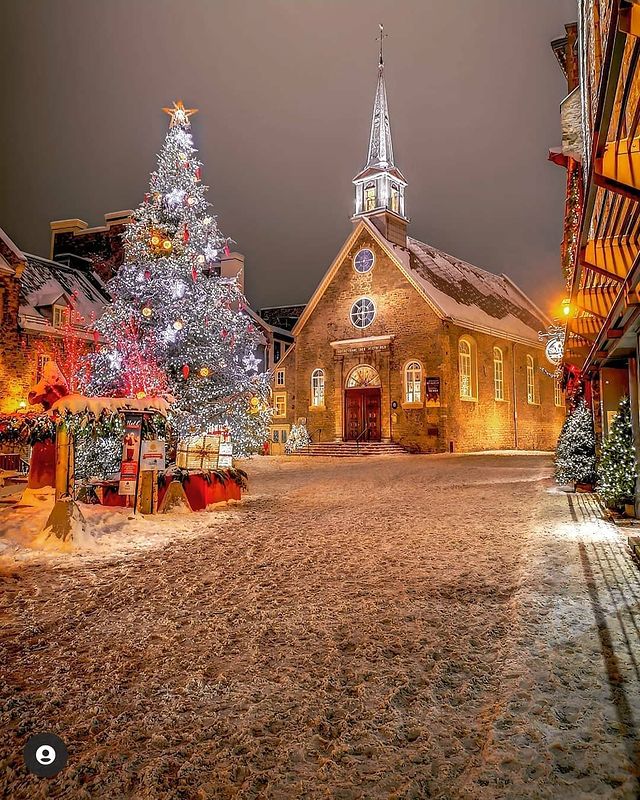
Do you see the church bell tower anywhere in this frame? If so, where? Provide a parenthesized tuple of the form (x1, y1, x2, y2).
(352, 25, 408, 247)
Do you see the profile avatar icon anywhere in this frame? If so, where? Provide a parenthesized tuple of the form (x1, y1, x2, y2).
(23, 733, 68, 777)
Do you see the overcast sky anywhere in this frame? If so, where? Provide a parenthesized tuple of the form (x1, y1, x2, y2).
(0, 0, 577, 313)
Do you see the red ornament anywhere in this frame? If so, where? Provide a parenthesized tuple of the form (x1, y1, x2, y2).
(191, 266, 198, 281)
(224, 243, 231, 256)
(221, 329, 228, 339)
(247, 324, 254, 333)
(195, 166, 201, 180)
(144, 269, 151, 280)
(183, 225, 189, 243)
(182, 365, 190, 380)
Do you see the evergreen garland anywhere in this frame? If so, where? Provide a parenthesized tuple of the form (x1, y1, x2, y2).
(597, 395, 636, 510)
(554, 399, 597, 486)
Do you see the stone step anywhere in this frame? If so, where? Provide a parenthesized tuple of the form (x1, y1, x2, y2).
(295, 442, 407, 457)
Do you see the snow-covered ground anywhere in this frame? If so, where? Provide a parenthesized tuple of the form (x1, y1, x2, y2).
(1, 453, 639, 799)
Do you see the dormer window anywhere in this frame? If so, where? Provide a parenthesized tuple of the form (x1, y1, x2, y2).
(52, 304, 67, 328)
(364, 182, 376, 212)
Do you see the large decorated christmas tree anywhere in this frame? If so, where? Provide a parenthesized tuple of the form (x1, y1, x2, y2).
(597, 395, 636, 510)
(87, 101, 271, 455)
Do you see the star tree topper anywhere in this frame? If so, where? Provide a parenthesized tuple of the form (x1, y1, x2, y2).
(162, 100, 199, 128)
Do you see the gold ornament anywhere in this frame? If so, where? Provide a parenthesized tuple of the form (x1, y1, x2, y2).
(162, 100, 199, 128)
(149, 227, 173, 256)
(199, 366, 211, 377)
(173, 319, 184, 331)
(141, 304, 153, 318)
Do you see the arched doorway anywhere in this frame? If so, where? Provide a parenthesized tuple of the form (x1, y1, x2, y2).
(344, 365, 382, 441)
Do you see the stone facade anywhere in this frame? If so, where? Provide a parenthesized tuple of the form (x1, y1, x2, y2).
(272, 223, 565, 453)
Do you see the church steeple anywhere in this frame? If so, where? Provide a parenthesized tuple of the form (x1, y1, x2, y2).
(353, 24, 408, 243)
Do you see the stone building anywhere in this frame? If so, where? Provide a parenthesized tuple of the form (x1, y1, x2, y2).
(0, 226, 109, 414)
(271, 43, 565, 453)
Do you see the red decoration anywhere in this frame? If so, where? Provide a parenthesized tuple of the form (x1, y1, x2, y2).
(191, 266, 198, 281)
(182, 364, 190, 380)
(144, 269, 151, 280)
(195, 166, 201, 180)
(247, 324, 254, 333)
(221, 329, 228, 339)
(224, 243, 231, 256)
(183, 225, 189, 243)
(144, 192, 150, 204)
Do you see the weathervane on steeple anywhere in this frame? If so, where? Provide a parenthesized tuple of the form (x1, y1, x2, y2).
(377, 23, 387, 68)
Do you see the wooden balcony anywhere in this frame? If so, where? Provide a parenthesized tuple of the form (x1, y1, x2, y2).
(575, 284, 621, 317)
(581, 234, 637, 279)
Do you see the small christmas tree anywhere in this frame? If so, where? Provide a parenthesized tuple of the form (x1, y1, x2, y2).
(597, 395, 636, 510)
(554, 399, 597, 486)
(285, 422, 312, 454)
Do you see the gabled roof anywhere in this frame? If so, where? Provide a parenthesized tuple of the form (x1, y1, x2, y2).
(405, 237, 549, 343)
(293, 218, 549, 347)
(18, 253, 110, 335)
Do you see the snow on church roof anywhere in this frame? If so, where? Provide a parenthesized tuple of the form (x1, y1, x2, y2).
(404, 237, 549, 344)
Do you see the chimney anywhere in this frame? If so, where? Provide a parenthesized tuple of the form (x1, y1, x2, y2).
(220, 251, 245, 293)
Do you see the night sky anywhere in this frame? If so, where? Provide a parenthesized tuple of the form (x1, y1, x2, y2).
(0, 0, 576, 314)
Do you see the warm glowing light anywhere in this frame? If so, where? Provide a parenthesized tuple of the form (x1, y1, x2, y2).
(141, 305, 153, 318)
(199, 366, 211, 377)
(173, 319, 184, 331)
(18, 400, 26, 410)
(162, 239, 172, 252)
(135, 391, 147, 399)
(561, 298, 571, 317)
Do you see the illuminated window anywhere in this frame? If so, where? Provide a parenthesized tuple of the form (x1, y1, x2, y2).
(311, 368, 325, 407)
(276, 368, 285, 387)
(459, 337, 477, 399)
(364, 181, 376, 211)
(526, 355, 536, 404)
(274, 392, 286, 417)
(404, 361, 422, 403)
(36, 353, 51, 382)
(53, 305, 67, 328)
(350, 297, 376, 329)
(554, 380, 564, 407)
(390, 183, 400, 213)
(493, 347, 504, 401)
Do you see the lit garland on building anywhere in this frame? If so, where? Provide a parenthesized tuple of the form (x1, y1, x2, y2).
(85, 101, 272, 455)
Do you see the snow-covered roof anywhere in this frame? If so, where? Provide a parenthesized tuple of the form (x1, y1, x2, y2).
(19, 253, 109, 333)
(403, 237, 549, 344)
(50, 394, 171, 417)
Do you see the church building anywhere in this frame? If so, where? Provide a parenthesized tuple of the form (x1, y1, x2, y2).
(271, 39, 565, 454)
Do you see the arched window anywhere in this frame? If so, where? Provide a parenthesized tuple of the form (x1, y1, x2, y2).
(493, 347, 504, 401)
(554, 379, 564, 407)
(390, 183, 400, 214)
(404, 361, 422, 404)
(311, 368, 325, 407)
(526, 355, 536, 404)
(364, 181, 376, 211)
(459, 337, 477, 400)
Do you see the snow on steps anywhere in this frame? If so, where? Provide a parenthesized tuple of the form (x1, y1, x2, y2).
(295, 441, 407, 458)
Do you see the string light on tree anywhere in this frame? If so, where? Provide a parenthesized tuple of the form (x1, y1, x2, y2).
(85, 100, 272, 455)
